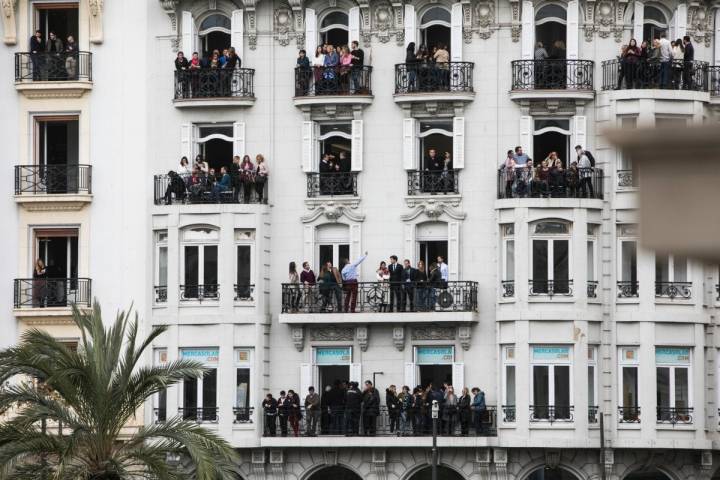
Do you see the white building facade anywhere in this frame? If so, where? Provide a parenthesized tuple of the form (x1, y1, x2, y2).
(2, 0, 720, 479)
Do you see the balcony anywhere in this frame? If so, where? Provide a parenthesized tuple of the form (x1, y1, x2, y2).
(588, 406, 599, 424)
(407, 170, 459, 196)
(618, 406, 641, 424)
(13, 278, 92, 310)
(656, 407, 693, 426)
(617, 169, 637, 189)
(587, 281, 598, 299)
(153, 173, 267, 205)
(710, 66, 720, 98)
(173, 68, 255, 108)
(14, 165, 92, 210)
(500, 281, 515, 298)
(501, 405, 516, 423)
(509, 59, 594, 104)
(306, 172, 358, 197)
(602, 59, 709, 94)
(393, 62, 475, 105)
(179, 284, 219, 302)
(655, 281, 692, 300)
(14, 52, 92, 97)
(293, 66, 373, 108)
(529, 405, 574, 424)
(528, 279, 573, 298)
(233, 407, 255, 424)
(179, 407, 219, 423)
(496, 167, 604, 203)
(279, 281, 478, 325)
(617, 281, 639, 299)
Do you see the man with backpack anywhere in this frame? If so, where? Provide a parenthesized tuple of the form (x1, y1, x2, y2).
(575, 145, 595, 198)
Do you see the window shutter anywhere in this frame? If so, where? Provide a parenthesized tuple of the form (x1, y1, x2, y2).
(181, 123, 192, 161)
(633, 2, 644, 43)
(521, 1, 534, 60)
(452, 117, 465, 169)
(403, 118, 417, 170)
(300, 363, 312, 398)
(349, 7, 360, 45)
(448, 221, 460, 281)
(404, 362, 416, 388)
(350, 224, 362, 272)
(669, 11, 676, 41)
(233, 122, 245, 158)
(452, 362, 465, 391)
(675, 4, 687, 39)
(181, 12, 194, 57)
(404, 5, 416, 48)
(303, 225, 314, 270)
(520, 116, 533, 160)
(350, 363, 362, 384)
(231, 10, 244, 59)
(351, 119, 363, 171)
(305, 9, 317, 59)
(451, 3, 463, 62)
(572, 115, 587, 153)
(302, 121, 316, 172)
(566, 0, 579, 60)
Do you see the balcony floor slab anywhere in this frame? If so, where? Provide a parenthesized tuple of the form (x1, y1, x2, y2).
(279, 311, 477, 324)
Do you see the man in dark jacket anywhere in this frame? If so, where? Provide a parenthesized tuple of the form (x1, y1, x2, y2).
(262, 393, 278, 437)
(29, 30, 45, 80)
(401, 259, 417, 312)
(362, 380, 380, 436)
(344, 381, 362, 435)
(386, 385, 401, 434)
(45, 31, 64, 80)
(230, 155, 242, 202)
(388, 255, 404, 312)
(328, 381, 345, 434)
(682, 35, 695, 90)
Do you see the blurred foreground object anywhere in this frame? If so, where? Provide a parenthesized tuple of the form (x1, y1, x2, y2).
(608, 124, 720, 262)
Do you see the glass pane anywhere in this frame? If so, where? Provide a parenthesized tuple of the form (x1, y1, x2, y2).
(673, 256, 688, 282)
(656, 367, 671, 420)
(184, 246, 199, 286)
(533, 240, 549, 292)
(236, 245, 251, 286)
(320, 124, 352, 136)
(622, 367, 638, 408)
(674, 368, 689, 409)
(158, 246, 168, 286)
(203, 246, 218, 287)
(198, 126, 233, 139)
(644, 6, 666, 23)
(183, 376, 197, 419)
(236, 368, 250, 408)
(157, 389, 167, 422)
(202, 369, 217, 415)
(587, 365, 595, 405)
(587, 241, 594, 281)
(321, 11, 349, 27)
(506, 240, 515, 281)
(554, 240, 569, 293)
(554, 365, 571, 419)
(421, 6, 451, 24)
(534, 221, 569, 234)
(200, 14, 231, 30)
(506, 365, 516, 405)
(535, 4, 567, 21)
(339, 244, 350, 265)
(621, 241, 637, 283)
(319, 245, 333, 271)
(655, 254, 669, 283)
(533, 365, 550, 418)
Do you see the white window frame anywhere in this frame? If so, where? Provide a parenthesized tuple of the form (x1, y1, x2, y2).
(502, 346, 517, 423)
(234, 229, 255, 303)
(530, 345, 574, 416)
(501, 224, 515, 298)
(318, 123, 353, 172)
(153, 348, 168, 422)
(587, 346, 598, 409)
(534, 3, 568, 25)
(180, 226, 220, 300)
(530, 221, 572, 293)
(154, 230, 168, 304)
(617, 225, 639, 284)
(179, 348, 219, 421)
(318, 9, 349, 44)
(655, 253, 690, 283)
(315, 224, 350, 270)
(234, 348, 254, 423)
(655, 347, 693, 411)
(618, 346, 640, 413)
(195, 124, 234, 163)
(418, 120, 453, 167)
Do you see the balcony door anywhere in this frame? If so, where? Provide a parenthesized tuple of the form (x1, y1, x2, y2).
(417, 222, 448, 275)
(198, 14, 231, 57)
(419, 121, 453, 170)
(34, 2, 79, 43)
(533, 119, 570, 165)
(316, 224, 349, 272)
(319, 11, 349, 46)
(419, 6, 451, 52)
(35, 116, 79, 193)
(35, 230, 78, 280)
(535, 4, 567, 57)
(196, 125, 234, 172)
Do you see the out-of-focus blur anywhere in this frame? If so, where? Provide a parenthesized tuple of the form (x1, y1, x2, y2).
(608, 124, 720, 262)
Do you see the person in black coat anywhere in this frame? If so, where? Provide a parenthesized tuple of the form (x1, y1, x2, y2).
(386, 385, 401, 434)
(362, 381, 380, 436)
(262, 393, 278, 436)
(682, 35, 695, 90)
(29, 30, 45, 81)
(401, 259, 417, 312)
(405, 41, 418, 91)
(277, 391, 290, 437)
(328, 381, 346, 434)
(344, 382, 362, 436)
(388, 255, 404, 312)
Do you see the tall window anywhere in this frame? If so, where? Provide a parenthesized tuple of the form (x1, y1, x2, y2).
(417, 222, 448, 273)
(535, 4, 567, 54)
(319, 11, 349, 46)
(502, 346, 516, 422)
(234, 348, 252, 422)
(154, 349, 168, 422)
(418, 120, 453, 170)
(587, 225, 598, 298)
(235, 229, 254, 301)
(154, 230, 168, 304)
(319, 124, 352, 172)
(34, 2, 79, 42)
(618, 347, 640, 422)
(180, 348, 219, 422)
(419, 6, 451, 50)
(196, 125, 234, 172)
(588, 346, 598, 423)
(198, 14, 231, 57)
(531, 221, 571, 295)
(533, 119, 571, 165)
(617, 117, 638, 187)
(656, 347, 691, 422)
(618, 225, 639, 297)
(531, 345, 572, 421)
(655, 253, 690, 298)
(642, 5, 667, 43)
(316, 224, 349, 272)
(181, 227, 219, 300)
(34, 116, 81, 194)
(502, 224, 515, 297)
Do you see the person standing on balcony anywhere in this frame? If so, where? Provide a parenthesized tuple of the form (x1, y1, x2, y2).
(471, 387, 486, 435)
(513, 146, 529, 167)
(45, 31, 64, 80)
(534, 42, 549, 88)
(405, 42, 418, 92)
(254, 154, 268, 203)
(344, 381, 362, 435)
(239, 155, 254, 203)
(502, 150, 516, 198)
(401, 259, 417, 312)
(437, 256, 449, 284)
(222, 46, 241, 96)
(386, 385, 401, 434)
(287, 389, 301, 437)
(433, 43, 450, 90)
(277, 390, 289, 437)
(443, 386, 458, 435)
(64, 35, 78, 80)
(415, 260, 428, 311)
(682, 36, 695, 90)
(341, 251, 368, 313)
(549, 40, 566, 88)
(576, 145, 594, 198)
(657, 33, 672, 88)
(458, 387, 472, 436)
(262, 393, 278, 437)
(288, 262, 301, 313)
(376, 261, 390, 312)
(32, 259, 47, 308)
(296, 49, 311, 95)
(29, 30, 45, 80)
(671, 39, 684, 89)
(349, 40, 365, 94)
(312, 46, 325, 92)
(362, 380, 380, 436)
(323, 44, 339, 93)
(399, 386, 413, 436)
(304, 386, 320, 437)
(388, 255, 404, 312)
(619, 39, 641, 89)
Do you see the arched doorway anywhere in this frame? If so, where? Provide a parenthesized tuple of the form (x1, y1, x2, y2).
(307, 466, 362, 480)
(419, 6, 451, 52)
(316, 223, 350, 272)
(525, 466, 581, 480)
(198, 13, 231, 57)
(535, 4, 567, 57)
(196, 125, 234, 172)
(409, 465, 465, 480)
(624, 469, 673, 480)
(532, 119, 571, 165)
(642, 5, 667, 42)
(320, 11, 349, 47)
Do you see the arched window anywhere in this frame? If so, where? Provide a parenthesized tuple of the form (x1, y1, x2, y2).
(408, 465, 465, 480)
(307, 466, 362, 480)
(198, 13, 231, 56)
(533, 118, 571, 167)
(319, 10, 349, 46)
(642, 5, 667, 42)
(624, 469, 673, 480)
(180, 226, 219, 300)
(534, 3, 567, 55)
(316, 223, 350, 272)
(419, 6, 451, 50)
(525, 467, 581, 480)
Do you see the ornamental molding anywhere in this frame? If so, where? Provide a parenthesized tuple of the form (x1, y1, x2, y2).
(509, 0, 520, 42)
(392, 326, 405, 351)
(88, 0, 104, 44)
(291, 325, 304, 351)
(458, 325, 471, 350)
(15, 84, 92, 99)
(302, 199, 365, 223)
(160, 0, 181, 34)
(242, 0, 258, 49)
(356, 326, 369, 351)
(688, 4, 713, 48)
(401, 198, 466, 222)
(251, 449, 265, 479)
(493, 448, 508, 480)
(603, 448, 615, 480)
(545, 450, 562, 470)
(310, 325, 354, 341)
(583, 0, 624, 43)
(472, 0, 497, 40)
(411, 326, 456, 341)
(372, 449, 387, 480)
(269, 449, 284, 480)
(1, 0, 17, 45)
(474, 448, 492, 480)
(274, 5, 296, 46)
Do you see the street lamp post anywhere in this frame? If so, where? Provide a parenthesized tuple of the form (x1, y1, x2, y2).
(372, 371, 384, 388)
(431, 399, 439, 480)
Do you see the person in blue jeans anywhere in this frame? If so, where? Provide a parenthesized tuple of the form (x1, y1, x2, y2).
(212, 166, 231, 202)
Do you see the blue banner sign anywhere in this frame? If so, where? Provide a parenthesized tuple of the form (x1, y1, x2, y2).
(180, 348, 219, 365)
(315, 347, 352, 365)
(532, 346, 570, 361)
(655, 347, 690, 364)
(416, 346, 454, 364)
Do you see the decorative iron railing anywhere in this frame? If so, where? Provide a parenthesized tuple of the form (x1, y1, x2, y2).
(394, 62, 474, 94)
(617, 281, 639, 298)
(295, 65, 372, 96)
(617, 169, 636, 188)
(502, 405, 516, 423)
(655, 281, 692, 300)
(656, 407, 693, 425)
(501, 281, 515, 298)
(306, 172, 358, 197)
(153, 408, 167, 424)
(618, 406, 641, 423)
(511, 59, 594, 90)
(407, 170, 459, 195)
(15, 51, 92, 82)
(15, 165, 92, 195)
(281, 281, 478, 314)
(587, 281, 598, 299)
(174, 68, 254, 99)
(154, 286, 167, 304)
(233, 407, 254, 424)
(13, 278, 91, 308)
(529, 405, 574, 423)
(588, 406, 599, 424)
(528, 279, 573, 297)
(710, 66, 720, 96)
(178, 407, 219, 423)
(261, 405, 496, 437)
(154, 173, 267, 205)
(179, 284, 219, 302)
(234, 284, 255, 302)
(497, 167, 604, 199)
(602, 58, 709, 91)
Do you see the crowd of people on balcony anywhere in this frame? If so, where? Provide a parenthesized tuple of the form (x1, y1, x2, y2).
(420, 148, 455, 193)
(614, 34, 695, 90)
(296, 41, 366, 95)
(318, 151, 354, 195)
(28, 30, 80, 80)
(402, 41, 453, 92)
(285, 254, 450, 313)
(174, 47, 243, 98)
(163, 154, 268, 204)
(499, 145, 596, 198)
(530, 40, 569, 89)
(261, 380, 488, 437)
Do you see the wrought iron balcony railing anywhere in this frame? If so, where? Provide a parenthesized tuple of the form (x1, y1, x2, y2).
(178, 407, 219, 423)
(295, 65, 372, 96)
(234, 284, 255, 302)
(618, 406, 641, 423)
(588, 406, 599, 424)
(154, 173, 267, 205)
(587, 281, 598, 299)
(306, 172, 358, 197)
(502, 405, 516, 423)
(394, 62, 474, 94)
(710, 66, 720, 96)
(617, 281, 639, 298)
(154, 286, 167, 304)
(15, 165, 92, 195)
(716, 284, 719, 302)
(497, 167, 604, 199)
(501, 281, 515, 298)
(15, 51, 92, 82)
(407, 170, 459, 195)
(261, 405, 496, 437)
(655, 281, 692, 300)
(174, 68, 254, 99)
(529, 405, 574, 423)
(617, 169, 637, 188)
(14, 278, 91, 308)
(511, 59, 594, 91)
(602, 58, 709, 91)
(179, 284, 219, 302)
(233, 406, 254, 424)
(656, 406, 693, 425)
(528, 279, 573, 297)
(153, 407, 167, 424)
(281, 281, 478, 314)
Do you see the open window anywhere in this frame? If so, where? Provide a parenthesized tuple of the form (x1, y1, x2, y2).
(417, 222, 448, 275)
(419, 6, 451, 51)
(196, 125, 233, 172)
(34, 115, 81, 194)
(530, 220, 571, 295)
(642, 5, 667, 42)
(501, 224, 515, 297)
(234, 348, 253, 422)
(502, 346, 516, 422)
(154, 349, 168, 423)
(34, 2, 79, 43)
(533, 119, 570, 165)
(235, 229, 254, 302)
(316, 224, 349, 272)
(154, 230, 168, 304)
(617, 224, 639, 297)
(319, 11, 349, 46)
(655, 347, 692, 423)
(535, 4, 567, 56)
(180, 226, 219, 301)
(198, 13, 231, 57)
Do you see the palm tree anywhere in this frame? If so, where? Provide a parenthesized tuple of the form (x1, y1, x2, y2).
(0, 302, 239, 480)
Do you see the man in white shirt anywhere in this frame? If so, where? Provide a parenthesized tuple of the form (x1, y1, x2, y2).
(341, 252, 368, 313)
(658, 33, 672, 88)
(437, 256, 449, 283)
(575, 145, 594, 198)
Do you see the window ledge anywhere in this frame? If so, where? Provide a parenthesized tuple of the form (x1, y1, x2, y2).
(15, 80, 92, 98)
(173, 97, 256, 108)
(528, 296, 576, 304)
(509, 89, 594, 103)
(393, 91, 475, 105)
(497, 298, 516, 304)
(15, 193, 92, 211)
(279, 311, 478, 325)
(656, 424, 695, 431)
(528, 423, 576, 430)
(617, 423, 642, 430)
(178, 301, 220, 307)
(293, 94, 374, 108)
(654, 298, 695, 306)
(616, 298, 641, 304)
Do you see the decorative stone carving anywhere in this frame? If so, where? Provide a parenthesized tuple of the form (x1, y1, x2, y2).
(474, 448, 492, 480)
(310, 326, 354, 341)
(545, 449, 561, 470)
(458, 325, 471, 351)
(242, 0, 257, 50)
(324, 450, 338, 466)
(160, 0, 181, 34)
(274, 6, 294, 46)
(510, 0, 520, 42)
(88, 0, 104, 44)
(688, 4, 712, 48)
(356, 326, 369, 351)
(474, 0, 496, 40)
(493, 448, 508, 480)
(393, 1, 404, 45)
(584, 0, 625, 42)
(401, 199, 466, 222)
(269, 449, 284, 480)
(302, 199, 366, 223)
(603, 448, 614, 480)
(372, 449, 387, 480)
(374, 3, 394, 44)
(392, 326, 405, 351)
(1, 0, 17, 45)
(291, 326, 304, 351)
(358, 1, 372, 46)
(251, 449, 265, 479)
(412, 326, 456, 341)
(463, 3, 473, 43)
